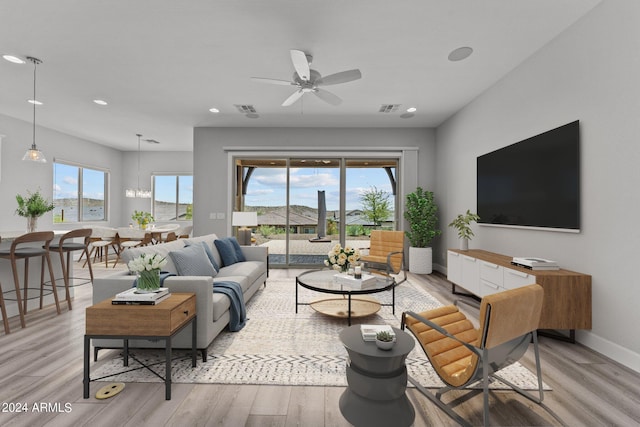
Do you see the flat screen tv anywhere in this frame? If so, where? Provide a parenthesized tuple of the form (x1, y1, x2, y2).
(477, 120, 580, 232)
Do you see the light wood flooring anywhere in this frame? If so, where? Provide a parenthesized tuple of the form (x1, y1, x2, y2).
(0, 260, 639, 427)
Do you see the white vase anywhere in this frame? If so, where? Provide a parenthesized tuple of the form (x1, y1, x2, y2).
(27, 216, 38, 233)
(408, 246, 432, 274)
(459, 238, 469, 251)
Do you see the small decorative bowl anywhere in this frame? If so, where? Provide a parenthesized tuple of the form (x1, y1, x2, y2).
(375, 338, 395, 351)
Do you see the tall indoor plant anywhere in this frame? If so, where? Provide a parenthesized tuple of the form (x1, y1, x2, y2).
(448, 210, 480, 250)
(15, 189, 54, 233)
(404, 187, 440, 274)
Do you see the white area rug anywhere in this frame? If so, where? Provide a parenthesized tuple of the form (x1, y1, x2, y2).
(92, 277, 549, 390)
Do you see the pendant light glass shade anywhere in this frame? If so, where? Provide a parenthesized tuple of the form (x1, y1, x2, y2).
(125, 133, 152, 198)
(23, 57, 46, 163)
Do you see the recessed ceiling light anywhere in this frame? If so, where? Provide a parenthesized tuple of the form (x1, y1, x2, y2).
(448, 47, 473, 62)
(407, 107, 417, 113)
(3, 54, 25, 64)
(209, 107, 220, 113)
(93, 99, 108, 106)
(27, 99, 43, 105)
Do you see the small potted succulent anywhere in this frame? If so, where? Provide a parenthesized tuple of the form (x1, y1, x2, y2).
(375, 330, 395, 350)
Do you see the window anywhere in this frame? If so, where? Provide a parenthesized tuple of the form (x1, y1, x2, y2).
(53, 161, 108, 222)
(153, 175, 193, 221)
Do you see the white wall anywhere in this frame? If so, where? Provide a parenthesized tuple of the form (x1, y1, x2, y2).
(193, 127, 437, 238)
(435, 0, 640, 372)
(0, 114, 124, 230)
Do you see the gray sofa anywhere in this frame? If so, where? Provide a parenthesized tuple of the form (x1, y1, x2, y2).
(92, 233, 268, 361)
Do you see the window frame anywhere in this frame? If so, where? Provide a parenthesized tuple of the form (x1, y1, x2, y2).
(53, 160, 109, 223)
(152, 173, 193, 221)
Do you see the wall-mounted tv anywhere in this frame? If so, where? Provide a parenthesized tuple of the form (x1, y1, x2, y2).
(477, 120, 580, 232)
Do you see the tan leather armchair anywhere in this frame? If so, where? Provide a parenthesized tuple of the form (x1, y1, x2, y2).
(359, 230, 406, 284)
(402, 284, 545, 427)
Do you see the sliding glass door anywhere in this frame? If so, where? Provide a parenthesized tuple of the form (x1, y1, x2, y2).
(236, 155, 398, 268)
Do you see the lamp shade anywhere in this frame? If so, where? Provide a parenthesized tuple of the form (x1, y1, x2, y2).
(232, 211, 258, 227)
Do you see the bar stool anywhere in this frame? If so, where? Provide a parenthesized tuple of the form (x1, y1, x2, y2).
(0, 231, 61, 329)
(0, 279, 9, 334)
(48, 229, 93, 310)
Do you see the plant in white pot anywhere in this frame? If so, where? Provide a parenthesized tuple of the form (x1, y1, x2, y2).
(448, 210, 480, 251)
(404, 187, 441, 274)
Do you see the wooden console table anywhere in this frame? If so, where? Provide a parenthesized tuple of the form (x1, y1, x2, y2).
(447, 249, 591, 340)
(84, 293, 197, 400)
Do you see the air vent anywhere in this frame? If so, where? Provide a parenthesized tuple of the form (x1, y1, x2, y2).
(235, 104, 257, 114)
(379, 104, 400, 113)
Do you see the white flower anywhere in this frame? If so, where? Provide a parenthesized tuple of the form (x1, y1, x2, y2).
(128, 253, 167, 273)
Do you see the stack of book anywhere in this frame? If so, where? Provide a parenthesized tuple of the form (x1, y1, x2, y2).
(360, 324, 396, 342)
(112, 288, 171, 305)
(511, 257, 559, 270)
(333, 273, 377, 288)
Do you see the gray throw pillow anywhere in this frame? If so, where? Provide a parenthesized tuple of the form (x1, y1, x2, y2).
(169, 244, 217, 277)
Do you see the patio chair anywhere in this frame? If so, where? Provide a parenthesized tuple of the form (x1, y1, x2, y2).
(401, 284, 544, 427)
(359, 230, 406, 284)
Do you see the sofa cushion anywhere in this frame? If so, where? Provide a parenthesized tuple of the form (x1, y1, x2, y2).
(169, 244, 217, 277)
(121, 239, 186, 274)
(217, 261, 264, 292)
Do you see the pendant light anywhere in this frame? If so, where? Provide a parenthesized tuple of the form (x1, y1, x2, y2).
(125, 133, 152, 198)
(22, 56, 46, 163)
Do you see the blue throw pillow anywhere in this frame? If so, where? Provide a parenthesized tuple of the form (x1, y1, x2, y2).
(228, 237, 246, 262)
(214, 237, 239, 266)
(169, 244, 217, 277)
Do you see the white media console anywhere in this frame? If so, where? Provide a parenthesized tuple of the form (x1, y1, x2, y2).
(447, 249, 591, 340)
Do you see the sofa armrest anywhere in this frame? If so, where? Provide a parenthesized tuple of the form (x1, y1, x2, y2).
(241, 245, 268, 262)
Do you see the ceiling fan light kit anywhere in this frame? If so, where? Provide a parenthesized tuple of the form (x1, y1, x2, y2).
(252, 49, 361, 107)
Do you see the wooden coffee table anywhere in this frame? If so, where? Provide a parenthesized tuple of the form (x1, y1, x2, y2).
(296, 269, 396, 325)
(84, 293, 197, 400)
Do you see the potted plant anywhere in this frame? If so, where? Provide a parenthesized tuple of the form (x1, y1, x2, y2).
(448, 210, 480, 251)
(375, 330, 395, 350)
(15, 189, 55, 233)
(404, 187, 441, 274)
(132, 210, 154, 230)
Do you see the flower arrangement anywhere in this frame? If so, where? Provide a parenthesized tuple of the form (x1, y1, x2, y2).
(16, 189, 54, 218)
(128, 253, 167, 292)
(324, 244, 361, 272)
(16, 189, 55, 233)
(131, 210, 154, 229)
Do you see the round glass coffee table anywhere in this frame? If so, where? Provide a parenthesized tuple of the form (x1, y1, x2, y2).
(295, 269, 396, 325)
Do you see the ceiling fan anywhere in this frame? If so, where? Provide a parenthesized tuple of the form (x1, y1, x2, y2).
(252, 50, 362, 107)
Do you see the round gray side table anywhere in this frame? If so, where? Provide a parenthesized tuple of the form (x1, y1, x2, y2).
(339, 325, 415, 427)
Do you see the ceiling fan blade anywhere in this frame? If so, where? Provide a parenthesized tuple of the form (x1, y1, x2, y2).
(290, 50, 310, 81)
(282, 89, 304, 107)
(314, 88, 342, 106)
(316, 69, 362, 86)
(251, 77, 294, 86)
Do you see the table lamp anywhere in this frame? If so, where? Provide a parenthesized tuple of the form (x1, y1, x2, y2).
(232, 212, 258, 246)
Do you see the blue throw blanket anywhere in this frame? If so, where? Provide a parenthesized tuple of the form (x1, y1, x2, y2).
(214, 281, 246, 331)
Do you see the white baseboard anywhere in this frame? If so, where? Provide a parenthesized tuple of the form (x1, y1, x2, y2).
(576, 330, 640, 374)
